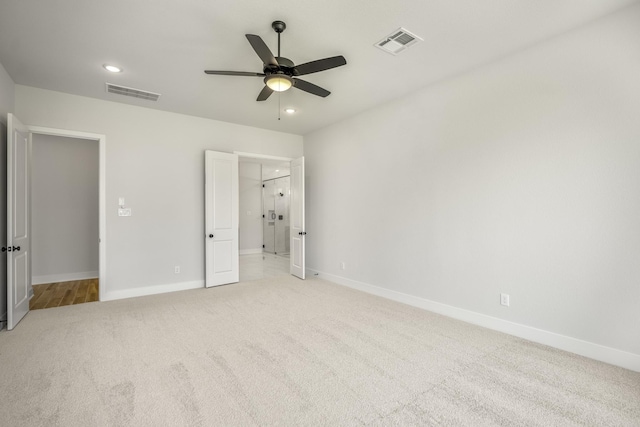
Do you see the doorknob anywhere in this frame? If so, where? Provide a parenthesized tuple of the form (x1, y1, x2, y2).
(298, 232, 307, 236)
(209, 234, 214, 238)
(2, 246, 20, 252)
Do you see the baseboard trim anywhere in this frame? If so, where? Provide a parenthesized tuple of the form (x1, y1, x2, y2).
(33, 271, 99, 285)
(103, 280, 204, 302)
(240, 249, 263, 255)
(308, 269, 640, 373)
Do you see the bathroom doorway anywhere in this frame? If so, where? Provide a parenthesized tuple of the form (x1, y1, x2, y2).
(238, 155, 293, 282)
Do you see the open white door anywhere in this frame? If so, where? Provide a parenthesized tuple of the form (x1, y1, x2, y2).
(205, 151, 239, 287)
(6, 114, 32, 330)
(290, 157, 305, 279)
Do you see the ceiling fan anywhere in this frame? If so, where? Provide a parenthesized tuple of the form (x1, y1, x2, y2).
(204, 21, 347, 101)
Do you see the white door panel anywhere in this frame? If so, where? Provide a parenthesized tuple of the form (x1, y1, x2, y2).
(7, 114, 32, 330)
(290, 157, 305, 279)
(205, 151, 239, 287)
(213, 241, 233, 272)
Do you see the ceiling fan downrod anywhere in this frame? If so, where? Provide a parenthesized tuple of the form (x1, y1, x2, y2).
(272, 21, 286, 57)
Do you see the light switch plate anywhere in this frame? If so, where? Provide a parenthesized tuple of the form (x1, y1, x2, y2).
(118, 208, 132, 217)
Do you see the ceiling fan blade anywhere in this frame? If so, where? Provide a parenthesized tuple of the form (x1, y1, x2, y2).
(246, 34, 279, 66)
(293, 78, 331, 97)
(257, 85, 274, 101)
(293, 56, 347, 76)
(204, 70, 265, 76)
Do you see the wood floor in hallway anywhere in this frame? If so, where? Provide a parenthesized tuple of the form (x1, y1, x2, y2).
(30, 279, 99, 310)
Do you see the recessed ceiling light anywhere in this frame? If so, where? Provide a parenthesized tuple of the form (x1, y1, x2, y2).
(275, 169, 280, 172)
(284, 108, 296, 114)
(103, 64, 122, 73)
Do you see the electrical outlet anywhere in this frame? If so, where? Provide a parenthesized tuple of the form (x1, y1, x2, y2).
(340, 262, 346, 270)
(175, 266, 180, 274)
(500, 293, 510, 307)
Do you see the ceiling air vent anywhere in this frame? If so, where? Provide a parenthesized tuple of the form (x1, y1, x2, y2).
(105, 83, 161, 101)
(375, 28, 423, 55)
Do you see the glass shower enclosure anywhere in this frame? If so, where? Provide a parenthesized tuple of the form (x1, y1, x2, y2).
(263, 176, 290, 256)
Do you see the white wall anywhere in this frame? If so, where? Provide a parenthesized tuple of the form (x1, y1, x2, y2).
(31, 134, 99, 283)
(262, 165, 290, 181)
(0, 61, 15, 325)
(15, 86, 303, 299)
(239, 162, 262, 254)
(304, 4, 640, 362)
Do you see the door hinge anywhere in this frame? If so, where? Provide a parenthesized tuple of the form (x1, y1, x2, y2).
(262, 244, 265, 248)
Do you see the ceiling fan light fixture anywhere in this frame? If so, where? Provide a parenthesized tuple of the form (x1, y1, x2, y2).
(265, 74, 293, 92)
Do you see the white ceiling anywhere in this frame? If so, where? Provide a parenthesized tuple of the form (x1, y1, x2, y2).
(0, 0, 636, 135)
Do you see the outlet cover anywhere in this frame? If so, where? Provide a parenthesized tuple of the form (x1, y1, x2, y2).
(500, 293, 510, 307)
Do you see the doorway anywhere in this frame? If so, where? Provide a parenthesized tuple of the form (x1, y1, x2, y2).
(204, 150, 305, 288)
(29, 134, 99, 310)
(5, 114, 106, 330)
(238, 157, 291, 282)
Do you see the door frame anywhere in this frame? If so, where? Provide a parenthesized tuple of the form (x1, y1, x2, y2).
(27, 126, 106, 301)
(235, 152, 305, 279)
(235, 151, 295, 259)
(234, 152, 295, 163)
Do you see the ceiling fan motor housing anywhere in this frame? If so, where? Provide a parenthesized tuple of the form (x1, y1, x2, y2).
(264, 56, 295, 77)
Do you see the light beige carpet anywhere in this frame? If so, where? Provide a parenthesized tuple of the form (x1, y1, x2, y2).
(0, 276, 638, 426)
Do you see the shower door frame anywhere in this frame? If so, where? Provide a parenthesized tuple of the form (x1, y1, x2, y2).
(262, 175, 291, 256)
